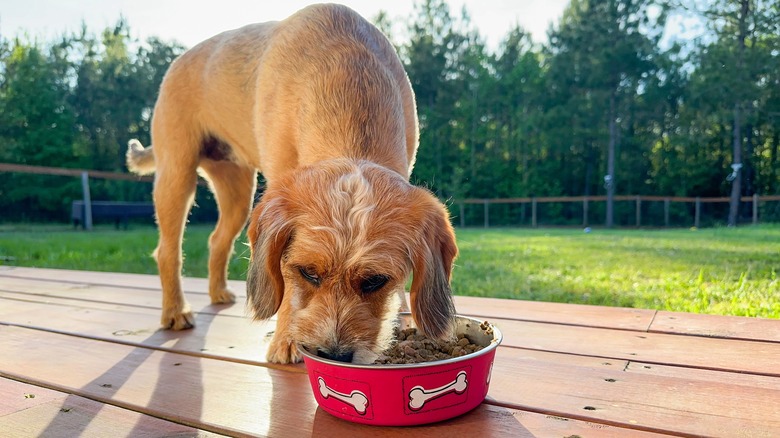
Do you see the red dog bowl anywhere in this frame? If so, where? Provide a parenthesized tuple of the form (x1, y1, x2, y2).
(298, 313, 502, 426)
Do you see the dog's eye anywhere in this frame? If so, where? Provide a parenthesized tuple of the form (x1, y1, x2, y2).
(298, 266, 321, 286)
(360, 275, 389, 294)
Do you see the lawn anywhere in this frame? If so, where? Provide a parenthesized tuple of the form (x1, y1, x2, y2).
(1, 223, 778, 318)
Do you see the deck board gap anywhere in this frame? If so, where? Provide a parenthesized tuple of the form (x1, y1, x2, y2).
(645, 309, 659, 332)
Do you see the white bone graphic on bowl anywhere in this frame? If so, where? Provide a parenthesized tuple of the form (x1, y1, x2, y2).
(318, 377, 369, 415)
(408, 371, 468, 411)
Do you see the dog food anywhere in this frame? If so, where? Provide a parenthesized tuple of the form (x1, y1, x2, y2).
(373, 322, 491, 364)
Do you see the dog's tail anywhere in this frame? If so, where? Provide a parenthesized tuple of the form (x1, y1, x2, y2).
(126, 139, 156, 175)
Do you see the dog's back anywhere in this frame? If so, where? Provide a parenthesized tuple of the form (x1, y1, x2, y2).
(255, 4, 419, 181)
(139, 4, 418, 183)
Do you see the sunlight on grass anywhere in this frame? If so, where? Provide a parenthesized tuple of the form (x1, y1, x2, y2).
(1, 224, 777, 317)
(452, 226, 780, 317)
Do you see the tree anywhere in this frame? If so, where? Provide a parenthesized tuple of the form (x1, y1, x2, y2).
(403, 0, 471, 199)
(672, 0, 780, 223)
(0, 21, 183, 221)
(2, 2, 779, 225)
(490, 26, 545, 197)
(547, 0, 668, 226)
(698, 0, 778, 225)
(0, 36, 80, 219)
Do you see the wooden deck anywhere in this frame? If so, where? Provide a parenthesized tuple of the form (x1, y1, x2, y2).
(1, 266, 778, 437)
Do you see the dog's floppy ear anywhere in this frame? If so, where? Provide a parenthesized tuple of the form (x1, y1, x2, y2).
(409, 192, 458, 339)
(246, 189, 293, 320)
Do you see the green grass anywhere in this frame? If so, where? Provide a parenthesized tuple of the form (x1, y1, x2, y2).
(454, 227, 779, 317)
(1, 223, 778, 318)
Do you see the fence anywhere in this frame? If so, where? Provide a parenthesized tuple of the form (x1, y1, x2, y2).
(2, 163, 779, 228)
(0, 163, 212, 227)
(455, 195, 780, 228)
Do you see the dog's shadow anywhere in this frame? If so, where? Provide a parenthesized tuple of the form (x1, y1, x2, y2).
(36, 302, 231, 436)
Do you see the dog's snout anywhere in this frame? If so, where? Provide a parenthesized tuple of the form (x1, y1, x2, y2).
(317, 349, 354, 363)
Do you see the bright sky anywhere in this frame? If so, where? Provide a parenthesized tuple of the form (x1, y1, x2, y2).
(0, 0, 570, 50)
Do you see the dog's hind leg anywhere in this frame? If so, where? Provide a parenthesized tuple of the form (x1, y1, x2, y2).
(151, 129, 200, 330)
(199, 159, 257, 305)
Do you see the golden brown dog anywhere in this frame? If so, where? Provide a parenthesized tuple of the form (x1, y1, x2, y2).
(126, 3, 457, 364)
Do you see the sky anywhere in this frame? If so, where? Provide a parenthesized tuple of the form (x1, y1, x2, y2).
(0, 0, 570, 51)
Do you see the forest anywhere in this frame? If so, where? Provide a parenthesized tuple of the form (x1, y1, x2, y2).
(1, 0, 779, 226)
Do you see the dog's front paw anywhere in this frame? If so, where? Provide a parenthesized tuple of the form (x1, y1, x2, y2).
(209, 287, 236, 305)
(161, 306, 195, 330)
(266, 336, 302, 364)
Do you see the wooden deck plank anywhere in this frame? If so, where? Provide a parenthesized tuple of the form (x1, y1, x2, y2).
(650, 310, 780, 342)
(0, 293, 652, 377)
(0, 324, 322, 437)
(3, 267, 779, 436)
(302, 403, 674, 437)
(0, 326, 665, 437)
(0, 267, 657, 330)
(0, 266, 226, 293)
(0, 293, 277, 367)
(10, 267, 775, 341)
(0, 277, 248, 318)
(624, 362, 780, 391)
(488, 348, 780, 438)
(8, 267, 776, 342)
(3, 290, 778, 377)
(3, 324, 773, 437)
(0, 378, 224, 437)
(494, 318, 780, 376)
(454, 295, 654, 330)
(16, 278, 776, 402)
(1, 377, 65, 417)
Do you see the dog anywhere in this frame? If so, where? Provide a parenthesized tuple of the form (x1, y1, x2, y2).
(126, 3, 457, 364)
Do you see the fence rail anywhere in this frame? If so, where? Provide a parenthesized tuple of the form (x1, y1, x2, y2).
(0, 162, 154, 183)
(3, 163, 779, 228)
(1, 163, 199, 229)
(456, 194, 780, 228)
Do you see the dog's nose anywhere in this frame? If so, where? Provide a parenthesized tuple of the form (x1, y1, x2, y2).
(317, 349, 354, 363)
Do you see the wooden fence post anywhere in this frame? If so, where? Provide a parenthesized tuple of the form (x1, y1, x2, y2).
(582, 197, 589, 227)
(635, 196, 641, 227)
(520, 201, 526, 224)
(459, 203, 465, 228)
(531, 198, 537, 228)
(695, 197, 701, 229)
(81, 171, 93, 231)
(484, 200, 489, 228)
(664, 198, 670, 227)
(753, 193, 759, 225)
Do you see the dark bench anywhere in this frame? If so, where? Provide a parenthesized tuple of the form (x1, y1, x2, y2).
(72, 201, 155, 229)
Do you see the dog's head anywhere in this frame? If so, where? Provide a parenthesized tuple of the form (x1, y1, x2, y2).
(246, 159, 457, 363)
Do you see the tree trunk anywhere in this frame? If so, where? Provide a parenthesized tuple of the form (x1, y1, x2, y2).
(744, 122, 754, 197)
(606, 91, 617, 228)
(728, 104, 742, 226)
(769, 128, 779, 193)
(470, 87, 477, 184)
(584, 143, 593, 197)
(728, 0, 750, 227)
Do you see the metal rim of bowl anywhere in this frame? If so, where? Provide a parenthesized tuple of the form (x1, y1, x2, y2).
(296, 313, 503, 370)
